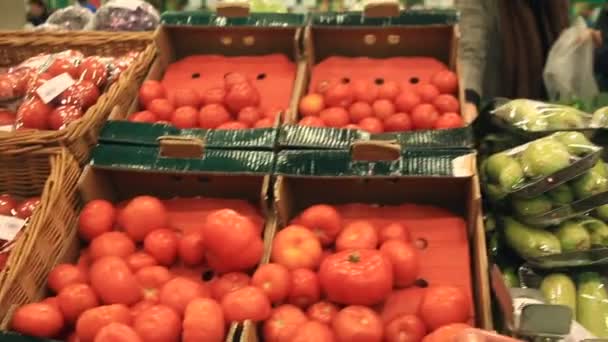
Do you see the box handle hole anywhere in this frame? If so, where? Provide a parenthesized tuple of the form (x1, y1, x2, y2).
(409, 77, 420, 84)
(375, 78, 385, 85)
(256, 73, 267, 80)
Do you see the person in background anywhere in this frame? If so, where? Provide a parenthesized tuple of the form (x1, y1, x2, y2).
(596, 5, 608, 90)
(77, 0, 97, 12)
(27, 0, 49, 26)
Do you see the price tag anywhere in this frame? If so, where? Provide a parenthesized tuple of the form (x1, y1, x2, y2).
(35, 72, 75, 104)
(109, 0, 141, 11)
(0, 125, 13, 132)
(0, 215, 26, 242)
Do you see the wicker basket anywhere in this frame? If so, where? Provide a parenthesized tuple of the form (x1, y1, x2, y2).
(0, 147, 81, 324)
(0, 31, 157, 164)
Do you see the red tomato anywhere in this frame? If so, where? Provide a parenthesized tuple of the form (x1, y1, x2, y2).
(254, 117, 274, 128)
(349, 101, 374, 123)
(385, 314, 427, 342)
(128, 110, 157, 123)
(17, 97, 52, 130)
(134, 305, 181, 342)
(41, 296, 59, 309)
(295, 204, 342, 246)
(359, 117, 384, 134)
(202, 209, 257, 259)
(139, 80, 165, 107)
(292, 321, 335, 342)
(217, 121, 248, 130)
(171, 106, 198, 128)
(159, 277, 209, 315)
(136, 265, 172, 302)
(298, 116, 326, 127)
(251, 263, 290, 303)
(130, 300, 155, 320)
(26, 72, 53, 94)
(47, 105, 82, 130)
(434, 112, 464, 129)
(237, 106, 262, 127)
(143, 229, 178, 266)
(411, 104, 439, 130)
(379, 223, 411, 244)
(345, 124, 361, 130)
(320, 249, 393, 306)
(307, 301, 339, 325)
(270, 225, 322, 270)
(380, 240, 419, 288)
(212, 235, 263, 273)
(224, 82, 260, 114)
(419, 286, 470, 330)
(89, 232, 136, 260)
(11, 302, 64, 338)
(178, 231, 205, 266)
(199, 103, 231, 129)
(89, 256, 141, 305)
(433, 94, 460, 113)
(352, 80, 379, 103)
(0, 76, 15, 98)
(319, 107, 350, 128)
(377, 80, 401, 100)
(210, 272, 251, 301)
(381, 287, 427, 323)
(422, 323, 470, 342)
(372, 99, 396, 120)
(333, 305, 383, 342)
(431, 70, 458, 94)
(58, 80, 100, 110)
(171, 88, 201, 108)
(78, 57, 108, 88)
(14, 196, 40, 219)
(47, 58, 78, 78)
(315, 77, 340, 94)
(335, 220, 378, 251)
(76, 304, 132, 342)
(224, 72, 251, 90)
(221, 286, 272, 322)
(200, 87, 225, 105)
(263, 106, 283, 121)
(288, 268, 320, 309)
(47, 263, 87, 293)
(118, 196, 169, 242)
(126, 252, 158, 271)
(0, 194, 17, 216)
(384, 113, 413, 132)
(57, 283, 99, 323)
(264, 304, 308, 342)
(78, 199, 116, 241)
(94, 323, 142, 342)
(415, 84, 440, 103)
(77, 250, 92, 275)
(183, 298, 225, 342)
(0, 109, 16, 126)
(395, 91, 422, 113)
(299, 93, 325, 117)
(324, 83, 353, 108)
(146, 98, 174, 121)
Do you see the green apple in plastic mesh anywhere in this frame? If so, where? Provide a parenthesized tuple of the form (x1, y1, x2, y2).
(554, 220, 591, 252)
(504, 216, 562, 258)
(547, 184, 574, 205)
(546, 108, 586, 130)
(552, 131, 596, 156)
(496, 99, 547, 130)
(580, 217, 608, 247)
(591, 107, 608, 128)
(570, 162, 608, 199)
(484, 153, 524, 191)
(512, 195, 553, 217)
(594, 204, 608, 221)
(520, 138, 571, 178)
(485, 183, 508, 201)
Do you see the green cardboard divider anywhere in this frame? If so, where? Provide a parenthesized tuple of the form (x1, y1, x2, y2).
(0, 332, 58, 342)
(161, 11, 306, 27)
(311, 9, 459, 27)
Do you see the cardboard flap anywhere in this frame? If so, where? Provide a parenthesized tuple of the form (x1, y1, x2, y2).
(311, 9, 459, 27)
(351, 140, 401, 161)
(161, 11, 305, 27)
(158, 136, 205, 159)
(216, 1, 250, 17)
(363, 0, 400, 18)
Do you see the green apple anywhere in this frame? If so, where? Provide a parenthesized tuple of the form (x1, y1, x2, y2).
(512, 195, 553, 217)
(520, 138, 571, 178)
(552, 132, 596, 156)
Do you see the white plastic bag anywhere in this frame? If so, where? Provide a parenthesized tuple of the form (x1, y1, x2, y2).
(543, 17, 599, 101)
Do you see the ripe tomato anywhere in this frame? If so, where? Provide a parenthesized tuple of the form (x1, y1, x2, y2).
(288, 268, 320, 309)
(11, 302, 64, 338)
(41, 296, 60, 309)
(0, 109, 16, 126)
(118, 196, 169, 242)
(94, 323, 142, 342)
(171, 88, 201, 108)
(359, 117, 384, 134)
(126, 252, 158, 271)
(202, 209, 257, 258)
(315, 77, 340, 94)
(198, 103, 231, 129)
(411, 104, 439, 130)
(381, 287, 427, 323)
(57, 283, 99, 323)
(159, 277, 209, 315)
(415, 84, 440, 103)
(224, 72, 250, 90)
(76, 304, 132, 342)
(183, 298, 225, 342)
(17, 97, 52, 130)
(0, 193, 17, 216)
(395, 91, 422, 113)
(271, 225, 322, 270)
(210, 272, 251, 300)
(299, 93, 325, 117)
(377, 81, 401, 100)
(137, 265, 171, 301)
(224, 82, 260, 114)
(352, 80, 379, 103)
(130, 300, 155, 320)
(178, 231, 205, 266)
(47, 263, 87, 293)
(372, 99, 396, 120)
(146, 98, 174, 121)
(90, 256, 141, 305)
(384, 314, 427, 342)
(78, 199, 116, 241)
(77, 57, 108, 88)
(251, 263, 290, 303)
(207, 236, 263, 273)
(431, 70, 458, 94)
(433, 94, 460, 113)
(299, 116, 326, 127)
(384, 113, 413, 132)
(143, 229, 178, 266)
(58, 80, 100, 110)
(345, 123, 361, 130)
(216, 120, 247, 130)
(419, 286, 470, 330)
(200, 87, 225, 105)
(26, 72, 52, 94)
(320, 249, 393, 305)
(221, 286, 271, 322)
(349, 101, 373, 123)
(77, 249, 92, 274)
(89, 232, 136, 260)
(295, 204, 342, 246)
(171, 106, 198, 128)
(380, 240, 419, 288)
(307, 301, 339, 325)
(292, 321, 335, 342)
(263, 106, 283, 121)
(324, 83, 354, 108)
(335, 220, 379, 251)
(434, 112, 464, 129)
(422, 323, 470, 342)
(319, 107, 350, 128)
(379, 223, 411, 244)
(47, 58, 78, 78)
(128, 110, 157, 123)
(237, 106, 262, 127)
(254, 118, 274, 128)
(134, 305, 180, 342)
(264, 304, 308, 342)
(14, 196, 40, 219)
(333, 305, 383, 342)
(139, 80, 165, 107)
(47, 105, 82, 130)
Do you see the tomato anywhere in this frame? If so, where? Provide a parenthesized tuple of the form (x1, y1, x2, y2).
(254, 118, 274, 128)
(202, 209, 257, 259)
(78, 57, 108, 87)
(299, 93, 325, 117)
(264, 304, 308, 342)
(183, 298, 225, 342)
(0, 76, 15, 98)
(433, 94, 460, 114)
(0, 194, 17, 216)
(319, 249, 393, 305)
(224, 72, 250, 90)
(288, 268, 320, 309)
(128, 110, 157, 123)
(372, 99, 395, 120)
(411, 104, 439, 130)
(298, 116, 326, 127)
(59, 80, 100, 110)
(307, 301, 339, 325)
(47, 58, 78, 78)
(78, 199, 116, 241)
(271, 225, 322, 270)
(134, 305, 181, 342)
(348, 101, 373, 123)
(126, 252, 158, 271)
(198, 103, 231, 129)
(47, 263, 87, 293)
(139, 80, 165, 107)
(13, 196, 40, 219)
(47, 105, 82, 130)
(210, 272, 250, 300)
(90, 232, 136, 260)
(237, 106, 262, 127)
(419, 286, 470, 331)
(359, 117, 384, 134)
(434, 112, 464, 129)
(171, 106, 198, 128)
(57, 283, 99, 323)
(380, 240, 419, 288)
(200, 87, 225, 105)
(41, 296, 60, 309)
(94, 323, 142, 342)
(395, 91, 422, 113)
(159, 277, 209, 315)
(324, 83, 353, 108)
(319, 107, 350, 128)
(345, 124, 361, 130)
(17, 97, 52, 130)
(171, 88, 201, 109)
(207, 236, 263, 274)
(136, 265, 171, 301)
(76, 304, 132, 342)
(379, 223, 411, 244)
(90, 256, 141, 305)
(146, 98, 174, 121)
(292, 321, 335, 342)
(352, 80, 379, 103)
(295, 204, 342, 246)
(11, 302, 64, 338)
(118, 196, 169, 242)
(224, 82, 260, 114)
(381, 287, 426, 323)
(217, 121, 248, 130)
(26, 72, 53, 94)
(130, 300, 155, 320)
(221, 286, 271, 322)
(415, 84, 440, 103)
(315, 78, 340, 94)
(377, 81, 401, 100)
(421, 323, 470, 342)
(333, 305, 383, 342)
(77, 249, 92, 274)
(0, 109, 16, 126)
(384, 314, 427, 342)
(384, 113, 413, 132)
(263, 106, 283, 121)
(335, 220, 378, 251)
(251, 263, 290, 303)
(430, 70, 458, 95)
(143, 229, 178, 266)
(178, 231, 205, 266)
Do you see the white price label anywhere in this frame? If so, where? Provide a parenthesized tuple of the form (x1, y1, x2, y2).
(109, 0, 141, 11)
(0, 215, 26, 242)
(35, 72, 75, 104)
(0, 125, 13, 132)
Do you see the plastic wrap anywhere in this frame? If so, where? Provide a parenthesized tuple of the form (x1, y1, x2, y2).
(90, 0, 160, 31)
(45, 5, 94, 30)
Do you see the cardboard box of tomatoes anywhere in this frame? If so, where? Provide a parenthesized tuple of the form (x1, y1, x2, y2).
(278, 9, 476, 151)
(99, 10, 307, 150)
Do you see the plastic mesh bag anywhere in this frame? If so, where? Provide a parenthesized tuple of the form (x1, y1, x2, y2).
(89, 0, 160, 31)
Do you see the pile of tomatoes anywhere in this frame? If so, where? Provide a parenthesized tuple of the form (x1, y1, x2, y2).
(297, 69, 464, 132)
(0, 193, 40, 270)
(130, 72, 281, 129)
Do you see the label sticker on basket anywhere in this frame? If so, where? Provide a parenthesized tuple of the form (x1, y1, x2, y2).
(0, 125, 13, 132)
(36, 72, 75, 104)
(110, 0, 142, 10)
(0, 215, 26, 242)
